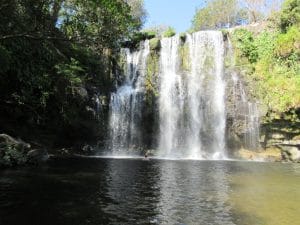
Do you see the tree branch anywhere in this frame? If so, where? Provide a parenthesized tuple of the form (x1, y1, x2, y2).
(0, 33, 73, 41)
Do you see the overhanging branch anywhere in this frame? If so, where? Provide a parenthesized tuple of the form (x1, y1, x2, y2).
(0, 33, 74, 41)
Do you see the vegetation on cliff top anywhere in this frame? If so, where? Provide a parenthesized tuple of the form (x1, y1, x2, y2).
(191, 0, 282, 31)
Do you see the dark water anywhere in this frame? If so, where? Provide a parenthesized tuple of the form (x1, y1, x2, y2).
(0, 158, 299, 225)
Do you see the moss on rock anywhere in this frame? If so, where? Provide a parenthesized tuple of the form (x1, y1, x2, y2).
(0, 134, 31, 167)
(179, 43, 190, 72)
(145, 51, 160, 99)
(149, 38, 161, 51)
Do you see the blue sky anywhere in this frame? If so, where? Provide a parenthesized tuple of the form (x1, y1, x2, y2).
(143, 0, 283, 32)
(143, 0, 206, 32)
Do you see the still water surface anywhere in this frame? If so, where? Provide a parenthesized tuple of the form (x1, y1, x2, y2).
(0, 158, 299, 225)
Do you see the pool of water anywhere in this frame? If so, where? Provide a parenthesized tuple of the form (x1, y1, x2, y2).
(0, 158, 299, 225)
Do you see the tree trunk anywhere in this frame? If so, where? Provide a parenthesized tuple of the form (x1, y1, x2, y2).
(51, 0, 64, 27)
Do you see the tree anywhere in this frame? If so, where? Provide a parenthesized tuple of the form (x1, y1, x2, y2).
(0, 0, 140, 50)
(280, 0, 300, 31)
(59, 0, 139, 50)
(0, 0, 145, 144)
(243, 0, 267, 23)
(191, 0, 248, 31)
(125, 0, 147, 29)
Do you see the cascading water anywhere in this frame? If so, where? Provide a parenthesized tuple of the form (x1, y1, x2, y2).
(107, 31, 260, 158)
(228, 39, 260, 150)
(158, 31, 227, 159)
(108, 40, 150, 155)
(158, 36, 185, 157)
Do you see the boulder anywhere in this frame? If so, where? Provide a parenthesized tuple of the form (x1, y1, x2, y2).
(74, 86, 88, 100)
(0, 134, 31, 166)
(82, 144, 94, 153)
(271, 133, 285, 140)
(0, 134, 31, 149)
(280, 145, 300, 162)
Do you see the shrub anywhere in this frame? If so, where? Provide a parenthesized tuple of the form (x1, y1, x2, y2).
(276, 25, 300, 59)
(232, 29, 258, 63)
(280, 0, 300, 32)
(149, 38, 161, 51)
(163, 27, 176, 38)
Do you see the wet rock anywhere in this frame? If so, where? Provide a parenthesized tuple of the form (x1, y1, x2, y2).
(86, 106, 97, 117)
(236, 148, 281, 162)
(74, 86, 88, 100)
(271, 133, 285, 140)
(0, 134, 30, 149)
(82, 144, 94, 153)
(280, 145, 300, 162)
(27, 149, 49, 164)
(149, 38, 161, 51)
(0, 134, 31, 166)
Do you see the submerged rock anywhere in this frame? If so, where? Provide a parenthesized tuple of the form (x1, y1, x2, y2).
(236, 148, 281, 162)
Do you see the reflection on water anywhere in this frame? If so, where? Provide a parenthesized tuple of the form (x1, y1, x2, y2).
(103, 159, 160, 224)
(0, 158, 299, 225)
(156, 161, 234, 225)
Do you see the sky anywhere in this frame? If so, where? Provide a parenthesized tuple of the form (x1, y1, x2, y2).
(143, 0, 283, 32)
(143, 0, 206, 32)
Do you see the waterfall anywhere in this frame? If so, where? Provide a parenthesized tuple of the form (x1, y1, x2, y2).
(228, 39, 260, 150)
(158, 36, 185, 157)
(108, 40, 150, 155)
(107, 31, 260, 158)
(158, 31, 226, 159)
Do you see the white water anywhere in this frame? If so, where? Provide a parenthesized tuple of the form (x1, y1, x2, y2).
(108, 40, 150, 155)
(158, 31, 226, 159)
(228, 39, 260, 150)
(158, 36, 185, 157)
(107, 31, 260, 159)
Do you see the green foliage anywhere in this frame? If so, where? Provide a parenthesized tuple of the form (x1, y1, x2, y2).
(191, 0, 247, 31)
(61, 0, 139, 50)
(276, 26, 300, 59)
(149, 38, 161, 51)
(55, 58, 85, 87)
(125, 0, 147, 29)
(145, 52, 159, 101)
(143, 31, 157, 39)
(163, 27, 176, 38)
(0, 144, 27, 166)
(232, 29, 258, 63)
(0, 0, 144, 145)
(179, 44, 190, 72)
(254, 32, 277, 61)
(280, 0, 300, 31)
(129, 30, 157, 46)
(231, 22, 300, 112)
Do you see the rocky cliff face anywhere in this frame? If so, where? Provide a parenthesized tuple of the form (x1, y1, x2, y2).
(260, 112, 300, 162)
(222, 30, 300, 162)
(116, 33, 300, 161)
